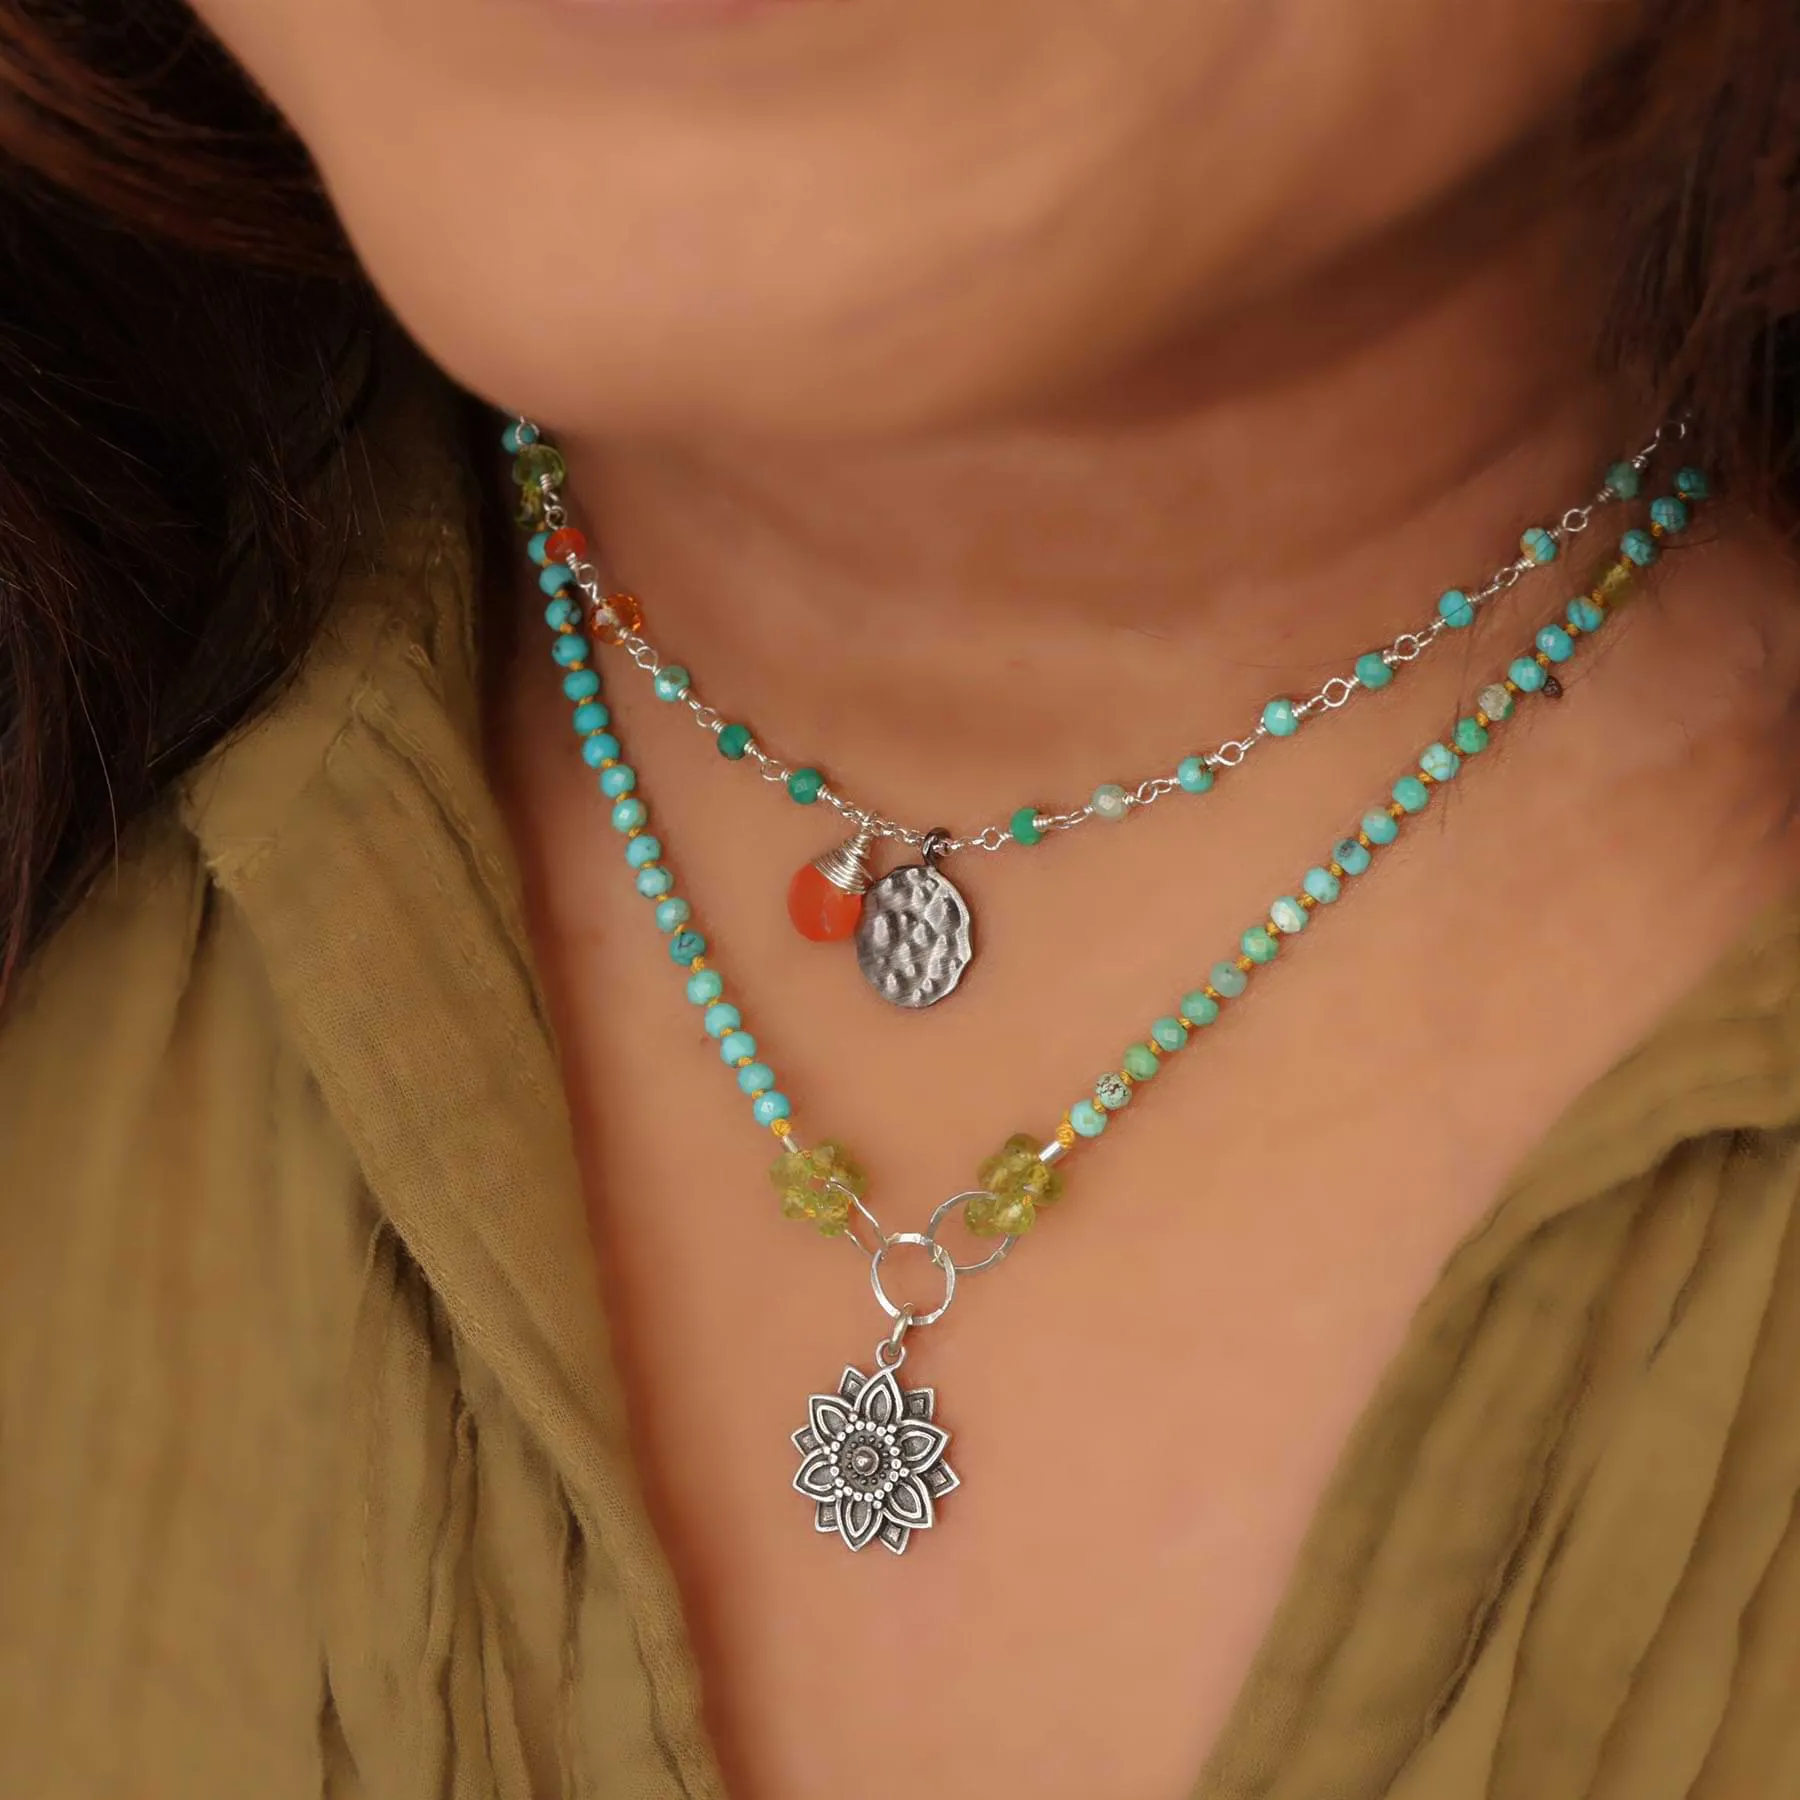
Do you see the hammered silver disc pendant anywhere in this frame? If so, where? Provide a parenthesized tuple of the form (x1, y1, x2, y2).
(855, 831, 975, 1009)
(791, 1359, 959, 1554)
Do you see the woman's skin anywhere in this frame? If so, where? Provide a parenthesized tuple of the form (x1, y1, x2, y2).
(190, 2, 1800, 1795)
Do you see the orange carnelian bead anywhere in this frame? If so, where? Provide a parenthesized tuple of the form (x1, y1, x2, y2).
(787, 862, 864, 943)
(595, 590, 645, 643)
(544, 527, 587, 561)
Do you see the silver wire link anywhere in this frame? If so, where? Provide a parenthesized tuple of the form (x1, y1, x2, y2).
(534, 420, 1676, 861)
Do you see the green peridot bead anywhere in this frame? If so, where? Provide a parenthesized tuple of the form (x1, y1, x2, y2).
(513, 443, 566, 489)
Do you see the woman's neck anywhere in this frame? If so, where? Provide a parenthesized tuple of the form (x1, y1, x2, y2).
(546, 189, 1633, 819)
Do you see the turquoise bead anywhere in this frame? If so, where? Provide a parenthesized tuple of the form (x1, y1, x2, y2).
(1180, 992, 1220, 1028)
(1270, 897, 1307, 936)
(1070, 1099, 1108, 1139)
(1211, 961, 1249, 998)
(1177, 756, 1215, 794)
(1304, 867, 1342, 905)
(704, 1004, 742, 1038)
(687, 969, 724, 1005)
(788, 768, 824, 805)
(1336, 835, 1375, 873)
(1359, 812, 1397, 847)
(1355, 651, 1393, 688)
(539, 563, 576, 596)
(753, 1092, 792, 1126)
(571, 700, 610, 735)
(626, 835, 663, 868)
(1453, 717, 1490, 756)
(669, 930, 707, 966)
(581, 733, 622, 768)
(654, 665, 692, 702)
(1621, 528, 1658, 566)
(738, 1062, 776, 1096)
(1263, 698, 1299, 737)
(1091, 783, 1130, 822)
(1437, 588, 1475, 629)
(611, 797, 647, 832)
(717, 724, 752, 760)
(636, 867, 675, 900)
(1152, 1016, 1189, 1051)
(1605, 459, 1641, 500)
(1095, 1074, 1131, 1112)
(654, 898, 691, 932)
(1536, 624, 1574, 663)
(1123, 1043, 1160, 1081)
(1011, 807, 1044, 846)
(1567, 596, 1605, 633)
(1521, 526, 1558, 565)
(562, 670, 601, 701)
(599, 764, 637, 798)
(527, 529, 551, 565)
(551, 633, 590, 668)
(1393, 775, 1430, 813)
(1242, 926, 1278, 964)
(544, 595, 581, 630)
(1509, 657, 1546, 693)
(1651, 496, 1689, 533)
(1419, 743, 1459, 782)
(504, 422, 540, 455)
(1674, 466, 1709, 501)
(720, 1030, 758, 1065)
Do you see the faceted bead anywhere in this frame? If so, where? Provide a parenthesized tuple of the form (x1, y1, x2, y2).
(1263, 698, 1299, 737)
(544, 527, 588, 562)
(653, 665, 691, 702)
(544, 595, 580, 630)
(717, 723, 752, 760)
(581, 733, 621, 768)
(513, 444, 566, 488)
(1269, 897, 1307, 936)
(787, 768, 825, 805)
(503, 421, 539, 454)
(1651, 496, 1690, 533)
(1124, 1043, 1161, 1080)
(1180, 992, 1221, 1028)
(668, 930, 707, 965)
(1211, 962, 1249, 998)
(527, 530, 552, 566)
(989, 1193, 1037, 1236)
(719, 1031, 758, 1065)
(538, 563, 576, 598)
(1356, 651, 1393, 689)
(787, 861, 864, 942)
(1242, 926, 1279, 964)
(1419, 743, 1459, 782)
(1453, 717, 1490, 756)
(562, 670, 601, 702)
(1177, 756, 1215, 794)
(1070, 1099, 1108, 1139)
(1477, 683, 1514, 721)
(1605, 459, 1642, 500)
(599, 764, 637, 798)
(1304, 867, 1342, 905)
(596, 591, 644, 641)
(1091, 783, 1130, 822)
(1510, 656, 1547, 692)
(570, 698, 610, 736)
(1095, 1073, 1131, 1111)
(610, 797, 647, 832)
(551, 633, 589, 667)
(1011, 806, 1045, 845)
(770, 1143, 867, 1228)
(737, 1062, 776, 1096)
(1338, 833, 1377, 870)
(1674, 466, 1710, 501)
(704, 1004, 743, 1039)
(1152, 1016, 1189, 1051)
(976, 1133, 1064, 1211)
(1535, 624, 1574, 663)
(654, 897, 691, 932)
(752, 1092, 792, 1129)
(687, 969, 724, 1005)
(1567, 596, 1605, 633)
(626, 834, 663, 868)
(1520, 526, 1558, 565)
(1437, 588, 1475, 629)
(963, 1191, 1004, 1236)
(1393, 775, 1431, 813)
(1621, 528, 1658, 567)
(636, 867, 674, 899)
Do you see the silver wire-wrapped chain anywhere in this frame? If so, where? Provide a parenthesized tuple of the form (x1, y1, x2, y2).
(532, 421, 1680, 863)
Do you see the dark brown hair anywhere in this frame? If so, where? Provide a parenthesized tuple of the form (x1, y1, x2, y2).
(0, 1, 1796, 1007)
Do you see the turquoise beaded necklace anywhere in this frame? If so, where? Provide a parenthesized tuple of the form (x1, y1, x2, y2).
(507, 419, 1707, 1557)
(509, 420, 1663, 1012)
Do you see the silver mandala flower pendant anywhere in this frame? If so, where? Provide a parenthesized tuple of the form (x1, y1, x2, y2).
(792, 1361, 959, 1554)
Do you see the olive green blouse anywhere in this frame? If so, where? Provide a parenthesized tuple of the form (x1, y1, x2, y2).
(4, 356, 1800, 1800)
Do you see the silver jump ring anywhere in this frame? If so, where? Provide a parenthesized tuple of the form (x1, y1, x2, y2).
(928, 1192, 1019, 1276)
(875, 1306, 915, 1368)
(870, 1233, 957, 1327)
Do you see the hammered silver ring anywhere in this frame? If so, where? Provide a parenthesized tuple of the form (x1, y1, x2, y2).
(869, 1233, 957, 1327)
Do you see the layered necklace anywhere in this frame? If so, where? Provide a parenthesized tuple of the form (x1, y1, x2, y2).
(506, 418, 1705, 1556)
